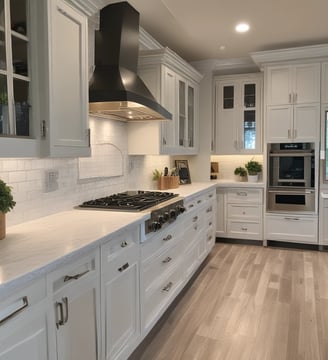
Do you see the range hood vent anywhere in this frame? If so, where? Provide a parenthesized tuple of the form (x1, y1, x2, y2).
(89, 1, 172, 121)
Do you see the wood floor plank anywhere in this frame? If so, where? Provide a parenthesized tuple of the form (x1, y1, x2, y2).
(132, 243, 328, 360)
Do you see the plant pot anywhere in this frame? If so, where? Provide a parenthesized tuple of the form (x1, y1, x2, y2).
(235, 175, 247, 182)
(248, 174, 258, 183)
(0, 211, 5, 240)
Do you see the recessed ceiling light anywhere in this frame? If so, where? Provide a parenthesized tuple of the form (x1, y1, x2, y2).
(235, 22, 250, 33)
(219, 45, 226, 51)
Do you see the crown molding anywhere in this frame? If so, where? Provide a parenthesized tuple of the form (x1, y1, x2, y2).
(191, 57, 258, 74)
(251, 44, 328, 69)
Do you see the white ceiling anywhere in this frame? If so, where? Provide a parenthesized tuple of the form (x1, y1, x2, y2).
(110, 0, 328, 62)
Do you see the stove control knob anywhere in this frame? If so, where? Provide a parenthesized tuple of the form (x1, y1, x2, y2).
(163, 211, 170, 221)
(169, 209, 177, 220)
(157, 214, 165, 224)
(150, 221, 162, 232)
(176, 205, 186, 214)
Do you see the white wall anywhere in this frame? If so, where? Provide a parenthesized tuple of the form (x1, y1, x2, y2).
(0, 118, 170, 227)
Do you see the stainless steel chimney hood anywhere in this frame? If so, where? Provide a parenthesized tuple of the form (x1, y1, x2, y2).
(89, 1, 172, 121)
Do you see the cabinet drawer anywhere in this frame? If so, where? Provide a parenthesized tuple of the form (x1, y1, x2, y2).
(266, 215, 318, 244)
(49, 250, 100, 293)
(227, 188, 263, 204)
(142, 240, 183, 292)
(102, 228, 138, 260)
(141, 222, 183, 261)
(143, 264, 183, 330)
(184, 242, 199, 280)
(227, 204, 262, 219)
(227, 220, 261, 240)
(0, 278, 46, 326)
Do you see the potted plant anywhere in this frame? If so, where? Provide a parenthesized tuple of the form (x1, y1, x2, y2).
(234, 166, 247, 182)
(245, 159, 262, 182)
(0, 179, 16, 240)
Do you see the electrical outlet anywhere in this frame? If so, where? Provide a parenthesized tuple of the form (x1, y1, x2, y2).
(45, 169, 59, 192)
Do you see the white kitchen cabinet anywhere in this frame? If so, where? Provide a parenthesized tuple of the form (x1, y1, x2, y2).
(266, 63, 320, 106)
(213, 73, 262, 155)
(265, 63, 320, 143)
(128, 47, 202, 155)
(36, 0, 90, 157)
(322, 62, 328, 104)
(266, 213, 318, 244)
(140, 222, 184, 335)
(216, 189, 226, 237)
(319, 196, 328, 246)
(266, 104, 320, 142)
(216, 187, 263, 242)
(101, 228, 140, 360)
(47, 250, 100, 360)
(0, 278, 48, 360)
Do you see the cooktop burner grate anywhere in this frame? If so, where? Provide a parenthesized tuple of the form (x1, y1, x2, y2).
(79, 191, 178, 211)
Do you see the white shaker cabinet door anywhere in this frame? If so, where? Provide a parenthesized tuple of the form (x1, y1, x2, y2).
(40, 0, 90, 157)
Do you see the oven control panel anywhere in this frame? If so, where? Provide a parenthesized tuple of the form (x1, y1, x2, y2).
(145, 199, 185, 235)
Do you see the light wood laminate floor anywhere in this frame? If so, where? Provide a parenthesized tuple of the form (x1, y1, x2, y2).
(136, 243, 328, 360)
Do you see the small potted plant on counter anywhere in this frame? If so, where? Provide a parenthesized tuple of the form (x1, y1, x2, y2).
(234, 166, 247, 182)
(0, 179, 16, 240)
(245, 159, 262, 183)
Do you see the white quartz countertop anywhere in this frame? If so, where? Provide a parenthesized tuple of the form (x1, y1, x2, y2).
(0, 182, 215, 298)
(213, 179, 265, 188)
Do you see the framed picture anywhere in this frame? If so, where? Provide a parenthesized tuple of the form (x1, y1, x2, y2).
(175, 160, 191, 184)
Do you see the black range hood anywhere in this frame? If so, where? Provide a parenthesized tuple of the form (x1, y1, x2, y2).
(89, 1, 172, 121)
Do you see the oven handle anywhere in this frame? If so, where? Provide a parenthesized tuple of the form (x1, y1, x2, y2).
(268, 189, 315, 194)
(268, 152, 313, 157)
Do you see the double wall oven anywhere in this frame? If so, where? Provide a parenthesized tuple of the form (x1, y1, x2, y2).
(267, 142, 316, 212)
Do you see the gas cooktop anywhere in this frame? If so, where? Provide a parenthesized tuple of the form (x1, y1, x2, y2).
(79, 190, 178, 211)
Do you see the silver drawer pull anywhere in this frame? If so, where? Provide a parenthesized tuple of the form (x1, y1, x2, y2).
(56, 301, 64, 328)
(197, 200, 202, 204)
(241, 227, 248, 231)
(0, 296, 28, 326)
(237, 191, 247, 196)
(209, 194, 213, 198)
(118, 262, 129, 272)
(206, 207, 212, 213)
(193, 216, 198, 222)
(162, 282, 173, 292)
(121, 241, 128, 248)
(284, 217, 300, 221)
(207, 235, 213, 241)
(188, 204, 194, 209)
(209, 221, 212, 226)
(64, 269, 90, 282)
(163, 234, 172, 241)
(62, 297, 68, 324)
(162, 256, 172, 263)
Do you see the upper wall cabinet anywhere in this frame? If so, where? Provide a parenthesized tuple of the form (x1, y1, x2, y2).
(266, 63, 320, 106)
(0, 0, 40, 157)
(265, 63, 320, 143)
(322, 62, 328, 104)
(213, 73, 263, 155)
(128, 48, 202, 155)
(0, 0, 90, 158)
(36, 0, 90, 157)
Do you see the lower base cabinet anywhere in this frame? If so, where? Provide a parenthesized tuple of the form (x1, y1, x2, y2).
(266, 214, 318, 244)
(48, 250, 100, 360)
(101, 228, 140, 360)
(216, 187, 263, 241)
(0, 279, 48, 360)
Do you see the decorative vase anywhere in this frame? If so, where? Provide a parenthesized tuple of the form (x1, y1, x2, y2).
(248, 174, 258, 183)
(0, 211, 5, 240)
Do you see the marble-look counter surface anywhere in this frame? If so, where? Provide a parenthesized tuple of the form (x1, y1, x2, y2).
(213, 179, 265, 188)
(0, 182, 215, 299)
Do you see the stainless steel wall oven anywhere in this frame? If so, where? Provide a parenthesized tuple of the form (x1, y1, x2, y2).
(267, 142, 316, 212)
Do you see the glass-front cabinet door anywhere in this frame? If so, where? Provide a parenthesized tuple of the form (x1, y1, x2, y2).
(214, 74, 262, 155)
(177, 77, 197, 152)
(0, 0, 30, 138)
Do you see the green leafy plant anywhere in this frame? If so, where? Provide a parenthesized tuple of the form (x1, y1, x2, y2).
(234, 166, 247, 177)
(152, 169, 163, 181)
(0, 179, 16, 214)
(245, 159, 262, 175)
